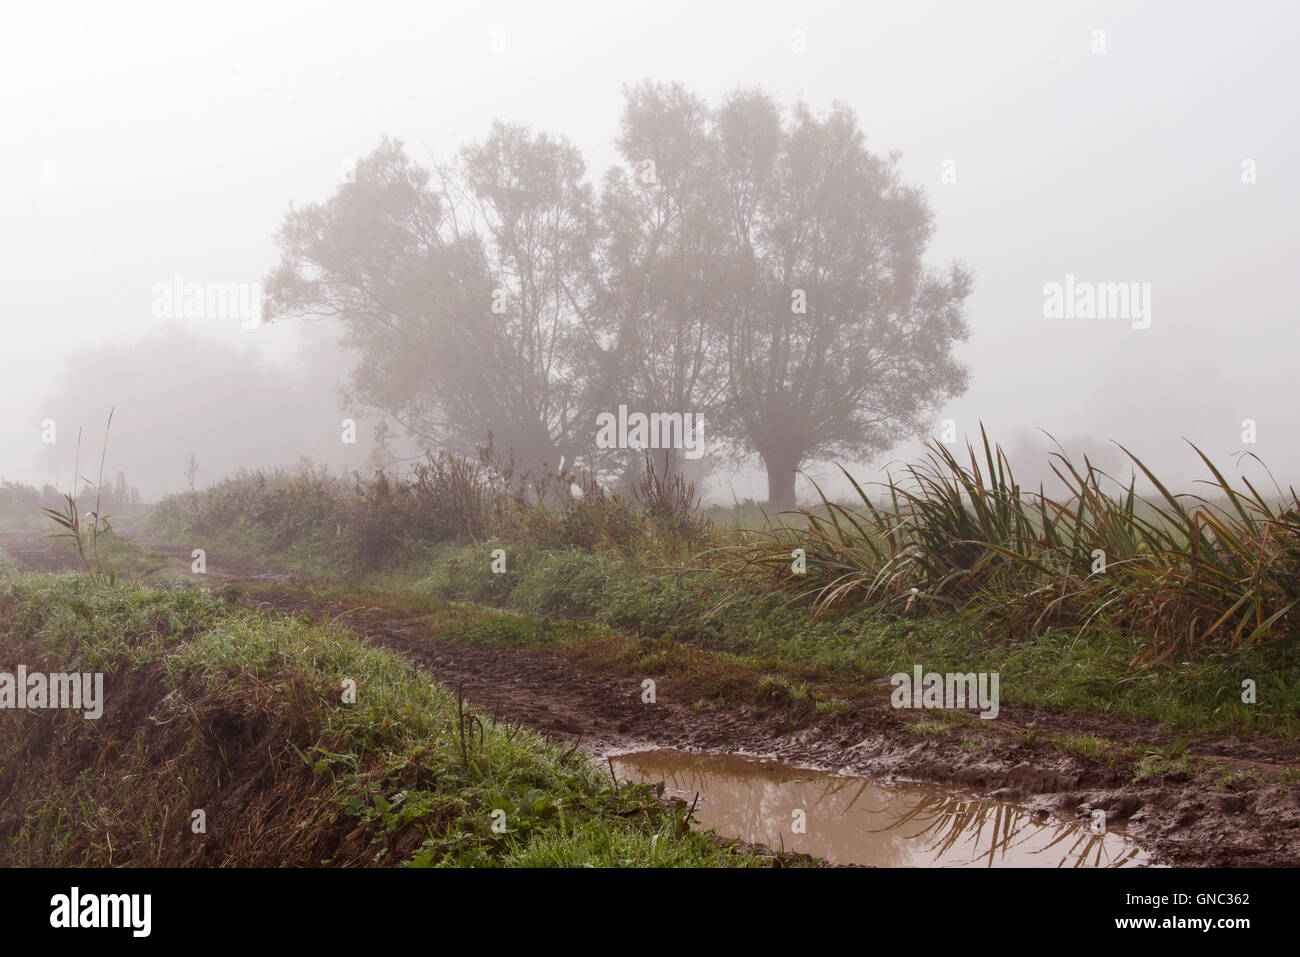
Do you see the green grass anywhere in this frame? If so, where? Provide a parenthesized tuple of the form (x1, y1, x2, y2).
(135, 495, 1300, 740)
(132, 431, 1300, 743)
(1051, 734, 1118, 765)
(1132, 752, 1205, 784)
(0, 573, 766, 867)
(720, 428, 1300, 660)
(906, 716, 952, 739)
(209, 535, 1300, 740)
(90, 531, 172, 580)
(402, 543, 1300, 737)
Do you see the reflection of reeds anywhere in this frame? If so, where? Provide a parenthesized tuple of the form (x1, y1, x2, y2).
(872, 791, 1140, 868)
(617, 754, 1145, 868)
(1042, 823, 1137, 868)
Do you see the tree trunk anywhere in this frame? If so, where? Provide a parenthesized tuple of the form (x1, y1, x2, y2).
(764, 453, 799, 508)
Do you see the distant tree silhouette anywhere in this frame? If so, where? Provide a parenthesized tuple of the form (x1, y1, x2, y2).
(265, 83, 972, 504)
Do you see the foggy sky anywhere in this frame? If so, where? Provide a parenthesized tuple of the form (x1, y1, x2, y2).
(2, 1, 1297, 503)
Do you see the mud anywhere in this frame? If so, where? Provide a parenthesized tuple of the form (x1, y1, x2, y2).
(367, 620, 1300, 866)
(610, 749, 1148, 867)
(0, 530, 86, 573)
(4, 529, 1298, 867)
(137, 540, 298, 584)
(0, 530, 296, 583)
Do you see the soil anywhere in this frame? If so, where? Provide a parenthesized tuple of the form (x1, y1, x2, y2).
(4, 528, 1298, 867)
(0, 529, 89, 573)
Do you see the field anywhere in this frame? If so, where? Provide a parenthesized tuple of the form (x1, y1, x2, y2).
(2, 435, 1296, 866)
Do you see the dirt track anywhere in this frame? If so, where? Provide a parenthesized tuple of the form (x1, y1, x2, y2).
(0, 530, 87, 573)
(4, 529, 1298, 866)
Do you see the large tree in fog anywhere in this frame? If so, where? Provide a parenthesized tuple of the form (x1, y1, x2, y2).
(589, 83, 970, 503)
(588, 83, 733, 482)
(265, 131, 597, 475)
(265, 83, 971, 502)
(709, 88, 971, 505)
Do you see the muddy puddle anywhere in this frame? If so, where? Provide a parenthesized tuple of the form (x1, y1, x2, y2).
(610, 749, 1149, 867)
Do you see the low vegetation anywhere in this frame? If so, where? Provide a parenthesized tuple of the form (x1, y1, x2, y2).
(406, 544, 1297, 735)
(8, 431, 1297, 869)
(148, 445, 708, 579)
(0, 573, 763, 867)
(138, 432, 1300, 738)
(721, 430, 1300, 661)
(1, 476, 143, 530)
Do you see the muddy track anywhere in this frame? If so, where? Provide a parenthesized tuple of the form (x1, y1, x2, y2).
(0, 530, 87, 573)
(305, 607, 1300, 867)
(4, 530, 1299, 866)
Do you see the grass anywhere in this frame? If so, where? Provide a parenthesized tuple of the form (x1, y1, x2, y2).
(1132, 752, 1204, 784)
(717, 428, 1300, 661)
(1051, 734, 1118, 765)
(128, 430, 1300, 743)
(145, 446, 711, 581)
(10, 428, 1298, 868)
(906, 716, 952, 739)
(0, 572, 768, 867)
(89, 532, 172, 580)
(225, 551, 1300, 748)
(398, 544, 1298, 736)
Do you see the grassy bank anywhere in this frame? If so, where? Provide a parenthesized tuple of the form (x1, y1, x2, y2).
(144, 436, 1300, 657)
(0, 572, 765, 867)
(404, 543, 1300, 736)
(226, 566, 1300, 794)
(133, 528, 1300, 740)
(134, 436, 1300, 743)
(144, 452, 709, 581)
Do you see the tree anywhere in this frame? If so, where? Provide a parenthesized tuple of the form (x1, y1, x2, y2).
(265, 131, 598, 477)
(590, 83, 970, 504)
(710, 89, 971, 505)
(34, 328, 375, 501)
(264, 84, 971, 504)
(588, 82, 732, 484)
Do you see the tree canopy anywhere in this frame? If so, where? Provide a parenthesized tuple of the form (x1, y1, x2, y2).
(265, 82, 971, 504)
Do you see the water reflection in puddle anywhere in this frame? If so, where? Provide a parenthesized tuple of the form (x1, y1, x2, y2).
(610, 750, 1148, 867)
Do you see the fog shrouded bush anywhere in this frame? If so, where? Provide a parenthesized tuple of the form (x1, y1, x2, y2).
(151, 441, 713, 576)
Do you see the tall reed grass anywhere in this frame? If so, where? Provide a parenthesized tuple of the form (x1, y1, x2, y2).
(718, 428, 1300, 659)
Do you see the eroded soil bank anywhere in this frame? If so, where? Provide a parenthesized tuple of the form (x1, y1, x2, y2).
(4, 529, 1297, 867)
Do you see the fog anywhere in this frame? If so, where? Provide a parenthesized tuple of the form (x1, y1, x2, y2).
(2, 1, 1296, 504)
